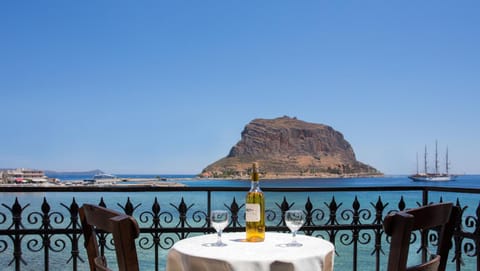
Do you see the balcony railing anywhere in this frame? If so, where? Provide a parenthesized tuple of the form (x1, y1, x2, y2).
(0, 185, 479, 271)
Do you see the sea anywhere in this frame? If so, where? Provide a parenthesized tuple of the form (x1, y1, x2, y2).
(45, 172, 480, 188)
(1, 174, 479, 271)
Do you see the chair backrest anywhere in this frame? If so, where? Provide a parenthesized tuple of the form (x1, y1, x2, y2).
(383, 202, 460, 271)
(79, 204, 140, 271)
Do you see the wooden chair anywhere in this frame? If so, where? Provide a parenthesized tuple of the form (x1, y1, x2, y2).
(79, 204, 140, 271)
(383, 202, 460, 271)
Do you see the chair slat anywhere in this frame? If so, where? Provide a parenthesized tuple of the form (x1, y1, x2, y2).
(80, 204, 140, 271)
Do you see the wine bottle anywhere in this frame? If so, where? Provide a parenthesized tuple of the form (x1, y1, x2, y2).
(245, 162, 265, 242)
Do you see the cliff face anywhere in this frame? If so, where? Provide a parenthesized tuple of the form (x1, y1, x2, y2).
(201, 116, 381, 178)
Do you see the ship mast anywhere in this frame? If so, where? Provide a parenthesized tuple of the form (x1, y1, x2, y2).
(424, 145, 428, 174)
(446, 146, 450, 174)
(435, 140, 439, 175)
(416, 152, 419, 174)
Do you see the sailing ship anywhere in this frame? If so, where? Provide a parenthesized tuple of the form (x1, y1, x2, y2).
(409, 141, 456, 182)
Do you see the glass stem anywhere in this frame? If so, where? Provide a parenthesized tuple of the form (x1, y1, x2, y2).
(292, 231, 297, 243)
(217, 230, 222, 244)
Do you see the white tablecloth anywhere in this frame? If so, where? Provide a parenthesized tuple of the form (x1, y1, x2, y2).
(166, 232, 334, 271)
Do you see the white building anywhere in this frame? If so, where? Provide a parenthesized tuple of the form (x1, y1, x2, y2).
(0, 168, 48, 184)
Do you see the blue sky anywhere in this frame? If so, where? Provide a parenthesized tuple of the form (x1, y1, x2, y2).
(1, 1, 479, 175)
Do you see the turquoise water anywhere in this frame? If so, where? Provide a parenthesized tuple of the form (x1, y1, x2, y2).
(0, 175, 478, 270)
(179, 174, 480, 187)
(48, 173, 480, 189)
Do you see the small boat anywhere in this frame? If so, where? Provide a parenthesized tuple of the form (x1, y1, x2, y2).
(93, 173, 117, 180)
(92, 173, 118, 185)
(409, 141, 456, 182)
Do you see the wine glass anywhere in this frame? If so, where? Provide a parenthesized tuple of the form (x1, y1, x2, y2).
(210, 210, 229, 246)
(285, 210, 305, 247)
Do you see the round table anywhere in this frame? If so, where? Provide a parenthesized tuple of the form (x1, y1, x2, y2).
(166, 232, 334, 271)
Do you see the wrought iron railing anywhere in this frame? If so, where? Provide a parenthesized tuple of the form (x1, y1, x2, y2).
(0, 185, 479, 271)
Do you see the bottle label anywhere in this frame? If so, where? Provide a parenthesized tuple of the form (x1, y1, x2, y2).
(245, 203, 261, 222)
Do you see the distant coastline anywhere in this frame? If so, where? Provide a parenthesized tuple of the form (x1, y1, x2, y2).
(198, 172, 384, 180)
(0, 178, 185, 192)
(0, 172, 383, 191)
(1, 168, 384, 190)
(35, 169, 385, 181)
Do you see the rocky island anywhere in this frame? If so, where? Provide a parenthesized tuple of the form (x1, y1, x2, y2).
(200, 116, 382, 179)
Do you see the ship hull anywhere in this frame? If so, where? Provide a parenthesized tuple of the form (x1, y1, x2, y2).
(408, 175, 456, 182)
